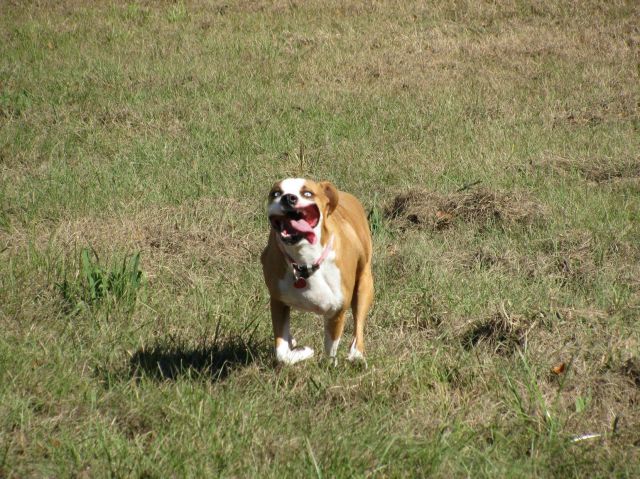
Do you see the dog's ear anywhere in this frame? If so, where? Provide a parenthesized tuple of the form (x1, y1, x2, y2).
(319, 181, 339, 216)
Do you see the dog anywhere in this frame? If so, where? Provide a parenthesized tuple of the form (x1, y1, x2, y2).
(261, 178, 374, 365)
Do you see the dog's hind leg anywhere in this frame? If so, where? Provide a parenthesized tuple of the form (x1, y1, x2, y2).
(324, 310, 347, 366)
(347, 265, 373, 364)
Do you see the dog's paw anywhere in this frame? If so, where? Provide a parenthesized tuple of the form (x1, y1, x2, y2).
(324, 356, 338, 368)
(346, 353, 367, 369)
(346, 344, 367, 369)
(276, 346, 314, 365)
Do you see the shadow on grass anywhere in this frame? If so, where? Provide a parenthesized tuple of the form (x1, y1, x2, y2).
(128, 336, 265, 382)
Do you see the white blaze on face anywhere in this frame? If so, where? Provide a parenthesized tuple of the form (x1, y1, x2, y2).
(267, 178, 314, 217)
(280, 178, 309, 202)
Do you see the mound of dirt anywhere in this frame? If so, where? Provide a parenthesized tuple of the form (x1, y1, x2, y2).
(622, 358, 640, 388)
(385, 187, 546, 231)
(460, 309, 533, 356)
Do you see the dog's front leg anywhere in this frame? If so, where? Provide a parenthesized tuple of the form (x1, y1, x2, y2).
(271, 298, 314, 365)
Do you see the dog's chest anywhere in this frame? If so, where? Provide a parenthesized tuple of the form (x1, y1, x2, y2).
(277, 259, 343, 316)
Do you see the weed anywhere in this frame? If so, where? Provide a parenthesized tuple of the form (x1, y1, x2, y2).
(367, 193, 387, 237)
(57, 248, 143, 313)
(166, 2, 188, 23)
(0, 89, 31, 119)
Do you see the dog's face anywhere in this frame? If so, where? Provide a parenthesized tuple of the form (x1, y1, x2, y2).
(267, 178, 338, 245)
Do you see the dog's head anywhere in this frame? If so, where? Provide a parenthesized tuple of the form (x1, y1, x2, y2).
(267, 178, 339, 245)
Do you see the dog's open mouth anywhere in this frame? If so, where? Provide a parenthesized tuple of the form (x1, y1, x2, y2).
(270, 204, 321, 245)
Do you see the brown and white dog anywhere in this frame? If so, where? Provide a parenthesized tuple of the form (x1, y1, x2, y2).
(261, 178, 373, 365)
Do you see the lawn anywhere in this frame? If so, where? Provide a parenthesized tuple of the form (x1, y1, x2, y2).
(1, 1, 639, 477)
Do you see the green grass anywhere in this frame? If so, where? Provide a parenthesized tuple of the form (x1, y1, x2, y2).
(1, 1, 639, 477)
(56, 248, 144, 315)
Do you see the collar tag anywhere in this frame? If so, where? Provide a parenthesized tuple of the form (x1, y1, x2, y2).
(277, 235, 334, 284)
(294, 264, 317, 279)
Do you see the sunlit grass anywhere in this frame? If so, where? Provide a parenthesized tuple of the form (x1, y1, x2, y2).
(0, 1, 638, 477)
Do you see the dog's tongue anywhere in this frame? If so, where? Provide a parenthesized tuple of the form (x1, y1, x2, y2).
(290, 218, 313, 233)
(289, 218, 317, 244)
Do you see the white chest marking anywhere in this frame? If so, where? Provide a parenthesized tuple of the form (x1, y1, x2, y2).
(277, 254, 343, 316)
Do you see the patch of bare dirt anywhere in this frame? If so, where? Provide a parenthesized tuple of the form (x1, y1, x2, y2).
(385, 187, 546, 231)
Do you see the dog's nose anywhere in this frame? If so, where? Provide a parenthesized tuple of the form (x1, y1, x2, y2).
(281, 194, 298, 207)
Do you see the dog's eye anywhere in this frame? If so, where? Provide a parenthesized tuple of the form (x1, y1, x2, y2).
(302, 191, 313, 198)
(271, 191, 281, 199)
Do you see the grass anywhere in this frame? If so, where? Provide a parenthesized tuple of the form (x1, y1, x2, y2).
(56, 248, 144, 315)
(1, 0, 639, 476)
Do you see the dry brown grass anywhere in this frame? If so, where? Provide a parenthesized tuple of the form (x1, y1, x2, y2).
(525, 308, 640, 440)
(0, 197, 259, 278)
(461, 229, 640, 291)
(538, 154, 640, 183)
(460, 307, 533, 356)
(422, 300, 640, 444)
(234, 0, 640, 123)
(385, 186, 547, 231)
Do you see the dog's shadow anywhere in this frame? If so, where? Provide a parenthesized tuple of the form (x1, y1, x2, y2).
(128, 336, 264, 382)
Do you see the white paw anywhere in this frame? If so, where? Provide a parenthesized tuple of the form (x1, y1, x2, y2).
(346, 349, 363, 361)
(346, 353, 368, 369)
(324, 333, 341, 359)
(346, 341, 367, 368)
(276, 345, 315, 365)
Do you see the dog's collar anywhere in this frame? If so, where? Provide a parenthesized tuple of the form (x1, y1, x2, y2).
(277, 236, 334, 280)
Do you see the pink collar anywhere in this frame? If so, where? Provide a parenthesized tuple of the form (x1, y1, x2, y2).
(277, 236, 334, 280)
